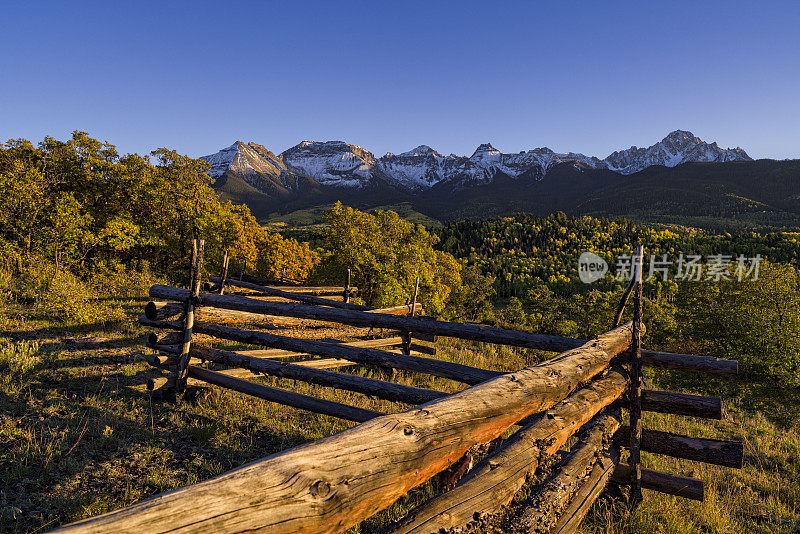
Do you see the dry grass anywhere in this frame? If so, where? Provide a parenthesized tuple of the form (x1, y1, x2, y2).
(0, 297, 798, 533)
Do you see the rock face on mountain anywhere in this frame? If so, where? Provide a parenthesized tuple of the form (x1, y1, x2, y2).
(201, 141, 305, 193)
(280, 140, 379, 188)
(605, 130, 751, 174)
(201, 130, 752, 194)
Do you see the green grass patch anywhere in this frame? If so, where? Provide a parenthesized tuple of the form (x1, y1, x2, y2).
(0, 297, 797, 533)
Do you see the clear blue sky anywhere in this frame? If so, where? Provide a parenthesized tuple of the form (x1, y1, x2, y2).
(2, 1, 798, 160)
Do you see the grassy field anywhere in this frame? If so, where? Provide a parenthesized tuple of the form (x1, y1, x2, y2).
(0, 293, 798, 533)
(265, 202, 441, 228)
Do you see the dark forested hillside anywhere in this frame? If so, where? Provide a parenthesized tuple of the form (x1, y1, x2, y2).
(417, 159, 800, 231)
(214, 168, 415, 222)
(238, 158, 800, 232)
(435, 212, 800, 297)
(574, 159, 800, 231)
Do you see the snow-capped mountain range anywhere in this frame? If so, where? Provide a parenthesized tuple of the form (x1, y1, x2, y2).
(201, 130, 751, 193)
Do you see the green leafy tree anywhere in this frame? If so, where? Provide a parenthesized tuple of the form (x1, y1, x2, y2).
(311, 202, 461, 315)
(0, 132, 317, 286)
(447, 264, 495, 321)
(679, 262, 800, 385)
(500, 297, 526, 327)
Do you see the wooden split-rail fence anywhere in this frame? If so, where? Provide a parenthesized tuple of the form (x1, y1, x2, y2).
(54, 242, 743, 534)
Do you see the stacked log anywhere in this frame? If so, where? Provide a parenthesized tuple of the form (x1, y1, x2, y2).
(57, 324, 635, 533)
(388, 367, 630, 533)
(105, 264, 744, 534)
(516, 408, 622, 533)
(149, 285, 738, 374)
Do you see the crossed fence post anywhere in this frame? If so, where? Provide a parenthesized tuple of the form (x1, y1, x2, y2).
(174, 238, 203, 397)
(628, 245, 645, 504)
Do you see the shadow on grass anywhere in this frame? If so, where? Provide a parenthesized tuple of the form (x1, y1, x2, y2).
(1, 361, 316, 533)
(0, 320, 130, 341)
(649, 367, 800, 428)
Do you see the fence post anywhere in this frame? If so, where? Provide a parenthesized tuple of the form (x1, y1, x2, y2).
(401, 277, 420, 356)
(343, 268, 351, 304)
(628, 245, 644, 504)
(612, 276, 636, 329)
(218, 247, 230, 295)
(175, 239, 204, 397)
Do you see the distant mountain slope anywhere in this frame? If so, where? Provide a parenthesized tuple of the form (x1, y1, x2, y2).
(281, 140, 383, 188)
(414, 159, 800, 231)
(605, 130, 750, 174)
(201, 130, 751, 196)
(574, 159, 800, 230)
(199, 131, 794, 230)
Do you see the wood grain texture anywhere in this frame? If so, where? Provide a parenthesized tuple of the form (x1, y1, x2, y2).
(389, 368, 630, 534)
(616, 427, 743, 468)
(548, 452, 618, 534)
(150, 285, 586, 352)
(519, 409, 621, 533)
(54, 324, 634, 534)
(640, 350, 737, 376)
(612, 464, 704, 501)
(641, 389, 724, 419)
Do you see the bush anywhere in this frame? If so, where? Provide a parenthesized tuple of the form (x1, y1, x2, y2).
(500, 297, 526, 327)
(310, 203, 461, 316)
(680, 262, 800, 385)
(2, 259, 126, 325)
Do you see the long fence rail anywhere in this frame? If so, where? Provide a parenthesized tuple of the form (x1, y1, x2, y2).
(53, 240, 743, 534)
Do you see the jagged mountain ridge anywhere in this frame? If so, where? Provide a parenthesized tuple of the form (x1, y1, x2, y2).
(605, 130, 751, 174)
(201, 130, 751, 193)
(202, 141, 309, 195)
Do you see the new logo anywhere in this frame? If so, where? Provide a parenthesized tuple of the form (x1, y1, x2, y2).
(578, 252, 608, 283)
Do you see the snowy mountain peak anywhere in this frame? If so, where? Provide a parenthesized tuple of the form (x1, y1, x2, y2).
(471, 143, 502, 160)
(665, 129, 698, 143)
(605, 130, 751, 174)
(200, 141, 304, 192)
(201, 130, 753, 195)
(280, 140, 377, 188)
(399, 145, 441, 157)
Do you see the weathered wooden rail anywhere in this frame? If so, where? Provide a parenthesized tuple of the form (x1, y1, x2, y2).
(53, 242, 744, 533)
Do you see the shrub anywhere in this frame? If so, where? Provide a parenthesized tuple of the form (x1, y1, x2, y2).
(310, 203, 462, 316)
(680, 262, 800, 386)
(0, 340, 41, 377)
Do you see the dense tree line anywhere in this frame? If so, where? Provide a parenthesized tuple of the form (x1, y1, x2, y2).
(3, 131, 798, 385)
(310, 202, 462, 316)
(0, 132, 317, 282)
(435, 212, 800, 297)
(433, 212, 800, 385)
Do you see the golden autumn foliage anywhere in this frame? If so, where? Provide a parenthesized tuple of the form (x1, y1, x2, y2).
(0, 132, 317, 285)
(310, 202, 461, 315)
